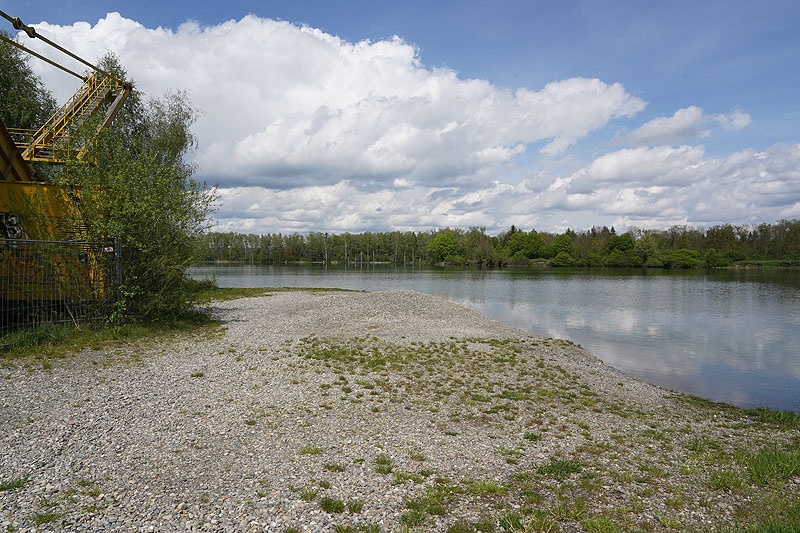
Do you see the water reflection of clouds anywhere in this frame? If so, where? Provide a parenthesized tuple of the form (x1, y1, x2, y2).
(194, 265, 800, 410)
(474, 278, 800, 409)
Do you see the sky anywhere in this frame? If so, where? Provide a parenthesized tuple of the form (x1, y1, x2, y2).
(5, 0, 800, 234)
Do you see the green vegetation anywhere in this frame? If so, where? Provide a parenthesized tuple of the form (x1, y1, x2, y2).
(536, 459, 583, 481)
(0, 478, 27, 491)
(59, 55, 214, 322)
(0, 310, 216, 359)
(299, 445, 323, 456)
(196, 220, 800, 267)
(319, 497, 345, 513)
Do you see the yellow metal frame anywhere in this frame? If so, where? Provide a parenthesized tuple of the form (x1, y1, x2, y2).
(9, 71, 129, 165)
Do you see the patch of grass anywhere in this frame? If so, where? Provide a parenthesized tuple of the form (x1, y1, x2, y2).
(499, 512, 523, 530)
(549, 498, 587, 520)
(190, 371, 204, 377)
(394, 471, 424, 484)
(523, 432, 542, 442)
(299, 488, 318, 501)
(347, 500, 364, 513)
(536, 459, 583, 481)
(320, 497, 345, 513)
(299, 445, 323, 455)
(30, 511, 62, 525)
(742, 445, 800, 485)
(448, 520, 477, 533)
(732, 492, 800, 532)
(582, 516, 621, 533)
(324, 462, 346, 472)
(744, 406, 800, 429)
(409, 450, 426, 462)
(1, 311, 218, 360)
(375, 454, 393, 473)
(0, 478, 27, 491)
(400, 509, 427, 527)
(707, 470, 746, 492)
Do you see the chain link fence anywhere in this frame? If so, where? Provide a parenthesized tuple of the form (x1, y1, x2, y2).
(1, 238, 119, 336)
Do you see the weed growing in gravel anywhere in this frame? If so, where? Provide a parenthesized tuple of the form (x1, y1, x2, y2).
(399, 509, 426, 527)
(707, 470, 746, 492)
(347, 500, 364, 513)
(319, 480, 331, 489)
(320, 497, 345, 513)
(394, 471, 424, 484)
(523, 431, 542, 442)
(375, 454, 393, 474)
(300, 488, 318, 501)
(324, 462, 346, 472)
(537, 459, 583, 481)
(190, 372, 204, 377)
(581, 516, 621, 533)
(446, 520, 475, 533)
(30, 511, 62, 525)
(409, 450, 426, 461)
(0, 478, 27, 491)
(299, 445, 323, 455)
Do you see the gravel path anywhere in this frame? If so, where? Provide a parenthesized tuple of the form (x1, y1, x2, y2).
(1, 290, 797, 532)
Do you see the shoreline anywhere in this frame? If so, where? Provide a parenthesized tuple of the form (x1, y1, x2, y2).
(1, 290, 797, 531)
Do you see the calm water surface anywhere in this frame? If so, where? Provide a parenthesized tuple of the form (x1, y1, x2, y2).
(191, 265, 800, 411)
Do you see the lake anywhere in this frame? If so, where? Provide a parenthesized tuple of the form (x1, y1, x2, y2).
(190, 264, 800, 412)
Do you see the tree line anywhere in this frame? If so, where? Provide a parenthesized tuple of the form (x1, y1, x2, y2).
(196, 220, 800, 268)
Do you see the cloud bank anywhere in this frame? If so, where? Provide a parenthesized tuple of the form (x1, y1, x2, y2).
(17, 13, 797, 234)
(24, 13, 644, 189)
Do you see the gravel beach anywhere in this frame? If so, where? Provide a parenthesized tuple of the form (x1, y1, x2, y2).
(1, 290, 797, 532)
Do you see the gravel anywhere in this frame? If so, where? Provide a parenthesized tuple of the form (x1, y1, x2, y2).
(1, 290, 797, 532)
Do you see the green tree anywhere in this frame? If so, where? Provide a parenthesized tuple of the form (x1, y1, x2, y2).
(550, 233, 574, 258)
(551, 251, 574, 267)
(606, 233, 634, 253)
(0, 30, 58, 180)
(428, 230, 458, 263)
(61, 55, 214, 320)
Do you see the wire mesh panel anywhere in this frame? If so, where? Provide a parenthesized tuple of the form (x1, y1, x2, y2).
(0, 239, 118, 336)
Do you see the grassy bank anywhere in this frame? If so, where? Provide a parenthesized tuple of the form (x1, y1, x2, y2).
(0, 283, 358, 360)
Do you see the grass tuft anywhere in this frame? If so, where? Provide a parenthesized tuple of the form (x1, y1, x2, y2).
(319, 497, 345, 513)
(0, 478, 28, 491)
(536, 459, 583, 481)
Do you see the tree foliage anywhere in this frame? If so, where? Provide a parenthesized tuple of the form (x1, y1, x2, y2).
(0, 30, 58, 180)
(0, 30, 57, 131)
(196, 219, 800, 269)
(60, 55, 214, 320)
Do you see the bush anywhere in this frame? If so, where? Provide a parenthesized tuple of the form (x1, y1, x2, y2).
(663, 249, 703, 269)
(62, 56, 214, 321)
(550, 251, 574, 267)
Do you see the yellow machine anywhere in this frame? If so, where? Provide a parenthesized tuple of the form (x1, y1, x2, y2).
(1, 10, 129, 322)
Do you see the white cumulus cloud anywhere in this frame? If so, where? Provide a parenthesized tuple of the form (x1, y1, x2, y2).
(713, 109, 752, 131)
(625, 106, 709, 146)
(20, 13, 644, 189)
(625, 106, 752, 147)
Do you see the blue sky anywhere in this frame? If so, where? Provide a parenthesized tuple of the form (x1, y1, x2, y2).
(6, 1, 800, 233)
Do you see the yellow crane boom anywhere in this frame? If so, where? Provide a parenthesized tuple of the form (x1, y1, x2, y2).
(0, 9, 131, 166)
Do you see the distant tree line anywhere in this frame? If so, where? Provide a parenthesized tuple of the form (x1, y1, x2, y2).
(195, 220, 800, 268)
